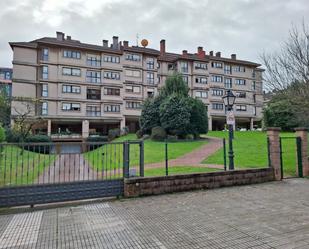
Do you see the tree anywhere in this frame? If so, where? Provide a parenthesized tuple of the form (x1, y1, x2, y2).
(0, 90, 11, 127)
(159, 94, 191, 136)
(261, 21, 309, 129)
(139, 73, 208, 138)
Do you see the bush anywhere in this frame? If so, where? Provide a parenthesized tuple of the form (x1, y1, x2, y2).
(188, 98, 208, 137)
(0, 124, 5, 143)
(167, 135, 178, 142)
(122, 126, 129, 136)
(136, 129, 143, 139)
(108, 128, 120, 141)
(151, 126, 166, 141)
(5, 128, 21, 143)
(24, 135, 52, 154)
(87, 136, 108, 142)
(140, 97, 162, 134)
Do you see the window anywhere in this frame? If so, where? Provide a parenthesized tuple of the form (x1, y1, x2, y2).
(62, 85, 81, 93)
(86, 105, 101, 117)
(0, 72, 5, 80)
(5, 72, 11, 80)
(195, 91, 207, 98)
(236, 92, 246, 98)
(87, 88, 101, 100)
(147, 72, 154, 84)
(41, 102, 48, 115)
(62, 103, 81, 111)
(212, 89, 224, 96)
(103, 71, 120, 80)
(86, 71, 101, 83)
(126, 101, 141, 109)
(235, 79, 246, 85)
(234, 66, 245, 72)
(147, 90, 154, 98)
(224, 78, 232, 88)
(41, 66, 48, 79)
(125, 85, 140, 93)
(180, 62, 188, 73)
(42, 84, 48, 97)
(103, 55, 120, 63)
(211, 75, 223, 82)
(182, 75, 188, 84)
(63, 50, 81, 59)
(253, 107, 257, 116)
(104, 88, 120, 96)
(125, 53, 141, 61)
(252, 70, 256, 78)
(236, 105, 247, 111)
(157, 62, 160, 68)
(195, 77, 207, 84)
(211, 62, 223, 68)
(212, 103, 224, 110)
(252, 81, 256, 90)
(157, 75, 161, 84)
(224, 65, 232, 74)
(195, 62, 207, 70)
(62, 67, 81, 76)
(125, 69, 141, 78)
(104, 104, 120, 113)
(87, 55, 101, 67)
(147, 58, 155, 69)
(168, 63, 176, 70)
(42, 48, 49, 61)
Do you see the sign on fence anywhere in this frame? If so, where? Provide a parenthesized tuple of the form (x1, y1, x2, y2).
(226, 111, 235, 125)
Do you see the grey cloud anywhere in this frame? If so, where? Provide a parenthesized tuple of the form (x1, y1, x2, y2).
(0, 0, 308, 67)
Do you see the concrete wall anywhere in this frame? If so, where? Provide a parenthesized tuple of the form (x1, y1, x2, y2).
(124, 168, 274, 198)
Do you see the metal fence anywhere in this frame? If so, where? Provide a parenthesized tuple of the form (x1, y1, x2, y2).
(0, 141, 144, 187)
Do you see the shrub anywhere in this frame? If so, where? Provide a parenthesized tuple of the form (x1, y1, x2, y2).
(136, 129, 143, 139)
(167, 135, 178, 142)
(140, 97, 161, 134)
(151, 126, 166, 141)
(24, 135, 52, 154)
(108, 128, 120, 141)
(0, 124, 5, 143)
(87, 136, 108, 142)
(188, 98, 208, 137)
(122, 126, 129, 136)
(5, 128, 21, 143)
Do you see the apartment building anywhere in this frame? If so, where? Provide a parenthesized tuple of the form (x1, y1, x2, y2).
(10, 32, 263, 139)
(0, 67, 12, 97)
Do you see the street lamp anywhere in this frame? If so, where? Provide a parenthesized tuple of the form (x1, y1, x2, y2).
(222, 90, 236, 170)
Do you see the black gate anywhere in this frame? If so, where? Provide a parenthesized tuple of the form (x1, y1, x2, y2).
(279, 136, 303, 179)
(0, 140, 143, 207)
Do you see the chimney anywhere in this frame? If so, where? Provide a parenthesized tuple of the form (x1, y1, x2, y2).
(216, 52, 221, 57)
(67, 36, 71, 40)
(209, 51, 214, 56)
(56, 31, 64, 41)
(123, 41, 129, 48)
(112, 36, 119, 49)
(182, 50, 188, 56)
(160, 39, 166, 55)
(103, 40, 108, 47)
(197, 46, 205, 59)
(231, 54, 237, 60)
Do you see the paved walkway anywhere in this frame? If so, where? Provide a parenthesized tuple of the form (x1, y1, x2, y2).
(1, 178, 309, 248)
(145, 137, 224, 169)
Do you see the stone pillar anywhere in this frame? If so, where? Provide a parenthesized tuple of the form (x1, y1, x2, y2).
(295, 128, 309, 177)
(250, 118, 254, 130)
(82, 120, 89, 138)
(208, 116, 212, 131)
(267, 127, 281, 180)
(47, 119, 51, 136)
(120, 117, 126, 133)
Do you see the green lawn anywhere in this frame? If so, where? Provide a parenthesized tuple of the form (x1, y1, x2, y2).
(144, 166, 221, 177)
(0, 145, 55, 186)
(203, 131, 300, 177)
(84, 134, 208, 171)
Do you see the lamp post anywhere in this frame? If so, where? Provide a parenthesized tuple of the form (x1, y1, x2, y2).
(222, 90, 236, 170)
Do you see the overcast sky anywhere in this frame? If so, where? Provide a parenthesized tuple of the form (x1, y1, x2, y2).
(0, 0, 308, 67)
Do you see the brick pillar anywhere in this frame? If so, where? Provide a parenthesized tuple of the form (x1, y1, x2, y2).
(267, 127, 281, 180)
(295, 128, 309, 177)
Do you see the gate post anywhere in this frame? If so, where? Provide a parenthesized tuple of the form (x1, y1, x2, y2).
(123, 141, 129, 178)
(267, 127, 282, 180)
(139, 141, 144, 177)
(295, 128, 309, 177)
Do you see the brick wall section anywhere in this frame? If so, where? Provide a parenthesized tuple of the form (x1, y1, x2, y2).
(267, 127, 282, 180)
(124, 168, 274, 198)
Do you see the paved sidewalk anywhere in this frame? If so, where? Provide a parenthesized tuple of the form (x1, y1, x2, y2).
(1, 178, 309, 248)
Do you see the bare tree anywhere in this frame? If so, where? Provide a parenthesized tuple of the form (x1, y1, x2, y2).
(261, 21, 309, 92)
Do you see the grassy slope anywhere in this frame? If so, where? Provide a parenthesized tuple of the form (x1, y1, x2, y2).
(84, 134, 208, 171)
(203, 131, 299, 176)
(0, 146, 55, 186)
